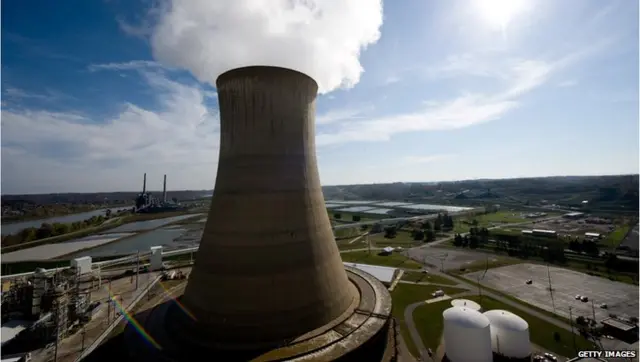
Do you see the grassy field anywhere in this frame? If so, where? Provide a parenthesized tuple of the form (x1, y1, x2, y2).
(340, 250, 423, 269)
(400, 271, 458, 285)
(336, 239, 369, 251)
(334, 227, 363, 239)
(411, 295, 595, 358)
(605, 224, 631, 247)
(453, 211, 532, 233)
(391, 284, 469, 357)
(369, 230, 423, 247)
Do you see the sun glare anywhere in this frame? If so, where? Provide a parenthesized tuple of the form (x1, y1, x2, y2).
(474, 0, 529, 31)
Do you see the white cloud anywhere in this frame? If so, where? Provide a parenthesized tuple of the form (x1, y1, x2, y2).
(317, 104, 374, 125)
(148, 0, 383, 93)
(1, 72, 220, 194)
(3, 87, 76, 103)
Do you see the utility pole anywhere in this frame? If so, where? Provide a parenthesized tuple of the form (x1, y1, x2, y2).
(135, 250, 140, 290)
(547, 263, 556, 314)
(81, 325, 86, 351)
(569, 306, 577, 354)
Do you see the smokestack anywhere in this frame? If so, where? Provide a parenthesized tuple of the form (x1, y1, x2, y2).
(174, 66, 356, 349)
(142, 173, 146, 194)
(163, 174, 167, 202)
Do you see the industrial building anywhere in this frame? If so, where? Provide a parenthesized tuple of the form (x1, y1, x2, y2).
(521, 229, 557, 238)
(84, 66, 397, 361)
(135, 173, 187, 214)
(1, 259, 99, 356)
(564, 212, 585, 219)
(600, 317, 639, 343)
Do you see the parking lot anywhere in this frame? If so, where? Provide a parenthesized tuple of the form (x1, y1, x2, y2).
(405, 247, 499, 271)
(465, 263, 639, 322)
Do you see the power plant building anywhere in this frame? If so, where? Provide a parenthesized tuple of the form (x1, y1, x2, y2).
(442, 307, 493, 362)
(86, 66, 396, 361)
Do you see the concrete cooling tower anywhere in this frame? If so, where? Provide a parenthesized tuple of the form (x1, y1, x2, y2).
(483, 309, 531, 359)
(90, 66, 396, 362)
(442, 307, 493, 362)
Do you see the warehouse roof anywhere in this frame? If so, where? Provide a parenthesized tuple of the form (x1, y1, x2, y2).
(343, 262, 397, 284)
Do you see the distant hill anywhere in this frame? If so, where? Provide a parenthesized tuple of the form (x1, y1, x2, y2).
(321, 175, 639, 215)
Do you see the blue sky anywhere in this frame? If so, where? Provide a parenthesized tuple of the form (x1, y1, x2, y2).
(2, 0, 638, 194)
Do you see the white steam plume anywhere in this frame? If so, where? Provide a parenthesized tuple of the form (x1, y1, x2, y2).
(150, 0, 383, 93)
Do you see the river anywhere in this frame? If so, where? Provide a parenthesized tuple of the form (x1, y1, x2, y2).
(1, 207, 132, 236)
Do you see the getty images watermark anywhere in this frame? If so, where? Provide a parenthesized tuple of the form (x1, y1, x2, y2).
(578, 350, 637, 358)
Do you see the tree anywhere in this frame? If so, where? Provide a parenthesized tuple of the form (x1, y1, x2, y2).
(434, 218, 442, 232)
(36, 223, 54, 239)
(471, 219, 479, 226)
(553, 331, 561, 342)
(453, 233, 463, 246)
(413, 230, 425, 241)
(384, 226, 397, 238)
(352, 215, 361, 222)
(469, 235, 479, 249)
(442, 214, 454, 231)
(334, 213, 342, 220)
(422, 221, 432, 231)
(425, 229, 436, 242)
(105, 209, 112, 218)
(576, 316, 587, 326)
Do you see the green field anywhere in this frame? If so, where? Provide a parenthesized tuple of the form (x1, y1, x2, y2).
(391, 284, 468, 357)
(336, 238, 369, 251)
(453, 211, 532, 233)
(369, 230, 423, 247)
(400, 271, 458, 285)
(340, 250, 422, 269)
(605, 224, 631, 247)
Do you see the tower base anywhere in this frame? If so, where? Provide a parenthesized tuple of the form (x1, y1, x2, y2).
(85, 267, 397, 362)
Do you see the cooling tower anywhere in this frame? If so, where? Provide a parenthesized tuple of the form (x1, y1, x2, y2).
(89, 66, 396, 362)
(175, 66, 357, 348)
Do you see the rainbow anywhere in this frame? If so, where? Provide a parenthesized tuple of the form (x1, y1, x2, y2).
(158, 281, 197, 321)
(106, 285, 162, 350)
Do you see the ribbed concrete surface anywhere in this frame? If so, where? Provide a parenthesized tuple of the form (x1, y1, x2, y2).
(180, 66, 356, 347)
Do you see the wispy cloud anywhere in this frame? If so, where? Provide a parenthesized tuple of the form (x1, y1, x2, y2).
(316, 42, 611, 147)
(2, 71, 220, 193)
(402, 154, 453, 164)
(317, 104, 375, 125)
(87, 60, 165, 72)
(3, 87, 77, 103)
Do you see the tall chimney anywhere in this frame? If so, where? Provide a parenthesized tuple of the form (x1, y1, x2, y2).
(163, 174, 167, 202)
(142, 173, 146, 194)
(175, 66, 356, 349)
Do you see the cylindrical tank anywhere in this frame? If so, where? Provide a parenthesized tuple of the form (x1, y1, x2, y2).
(443, 307, 492, 362)
(483, 309, 530, 358)
(451, 299, 482, 312)
(176, 66, 356, 350)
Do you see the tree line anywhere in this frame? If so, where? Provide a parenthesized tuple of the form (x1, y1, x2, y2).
(1, 214, 110, 247)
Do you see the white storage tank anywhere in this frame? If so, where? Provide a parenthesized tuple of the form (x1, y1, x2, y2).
(443, 307, 492, 362)
(483, 309, 530, 358)
(451, 299, 482, 312)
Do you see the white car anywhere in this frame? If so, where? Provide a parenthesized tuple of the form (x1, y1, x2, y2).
(575, 295, 582, 300)
(581, 296, 589, 302)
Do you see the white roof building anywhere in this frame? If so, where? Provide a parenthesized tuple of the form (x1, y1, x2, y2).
(343, 263, 398, 285)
